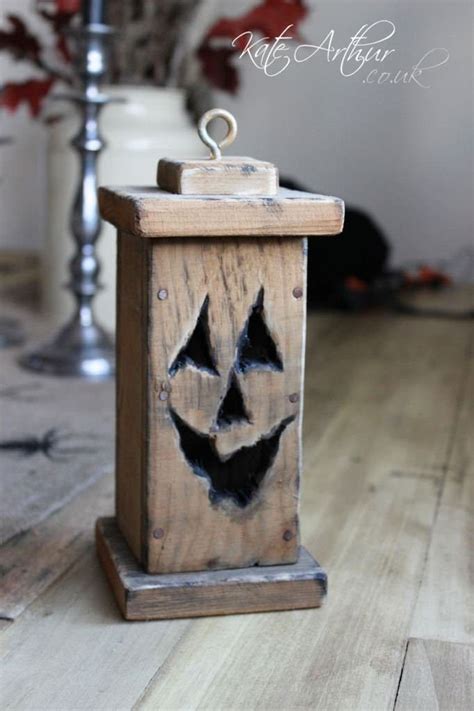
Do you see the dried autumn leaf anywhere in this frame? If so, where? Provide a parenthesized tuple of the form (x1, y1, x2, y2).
(0, 15, 42, 63)
(199, 0, 308, 92)
(206, 0, 308, 46)
(0, 78, 55, 117)
(53, 0, 81, 11)
(39, 9, 77, 62)
(197, 46, 239, 95)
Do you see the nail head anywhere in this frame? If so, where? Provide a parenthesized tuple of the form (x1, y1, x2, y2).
(153, 527, 165, 539)
(289, 392, 299, 403)
(292, 287, 303, 299)
(157, 289, 168, 300)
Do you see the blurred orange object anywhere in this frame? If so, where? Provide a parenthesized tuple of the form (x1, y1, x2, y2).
(403, 265, 452, 288)
(345, 276, 369, 292)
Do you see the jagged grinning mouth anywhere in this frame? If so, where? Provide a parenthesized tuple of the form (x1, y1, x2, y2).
(169, 409, 295, 508)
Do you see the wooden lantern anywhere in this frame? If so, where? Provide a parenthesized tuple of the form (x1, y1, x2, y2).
(96, 109, 344, 620)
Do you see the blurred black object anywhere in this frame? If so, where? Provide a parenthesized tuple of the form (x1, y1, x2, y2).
(281, 177, 473, 320)
(281, 177, 389, 310)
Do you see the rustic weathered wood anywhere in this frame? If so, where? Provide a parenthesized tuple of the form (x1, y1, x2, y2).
(103, 177, 343, 591)
(101, 172, 339, 591)
(0, 550, 191, 710)
(395, 639, 474, 710)
(1, 288, 472, 710)
(137, 300, 472, 709)
(98, 186, 344, 238)
(0, 473, 113, 620)
(409, 328, 474, 646)
(96, 517, 326, 620)
(147, 236, 306, 572)
(0, 619, 12, 633)
(115, 231, 149, 563)
(0, 321, 114, 548)
(157, 156, 278, 196)
(114, 235, 306, 573)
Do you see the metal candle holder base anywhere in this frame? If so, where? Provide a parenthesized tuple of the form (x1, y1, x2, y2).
(21, 13, 117, 380)
(19, 313, 114, 379)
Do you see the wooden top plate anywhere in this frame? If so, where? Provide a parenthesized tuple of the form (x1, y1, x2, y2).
(98, 186, 345, 239)
(158, 156, 279, 196)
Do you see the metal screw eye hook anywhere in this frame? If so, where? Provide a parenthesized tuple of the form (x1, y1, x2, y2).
(198, 108, 238, 160)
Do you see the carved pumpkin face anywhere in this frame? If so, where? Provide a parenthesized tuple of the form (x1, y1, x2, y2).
(168, 287, 294, 508)
(146, 236, 306, 571)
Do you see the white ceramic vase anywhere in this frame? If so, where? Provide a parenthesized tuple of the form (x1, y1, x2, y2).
(43, 86, 204, 333)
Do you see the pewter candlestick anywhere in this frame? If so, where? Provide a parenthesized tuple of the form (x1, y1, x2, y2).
(20, 0, 116, 378)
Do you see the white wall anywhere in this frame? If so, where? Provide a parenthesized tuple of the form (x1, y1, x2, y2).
(1, 0, 473, 280)
(216, 0, 473, 279)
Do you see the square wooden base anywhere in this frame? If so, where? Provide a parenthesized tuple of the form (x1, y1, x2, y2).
(96, 517, 327, 621)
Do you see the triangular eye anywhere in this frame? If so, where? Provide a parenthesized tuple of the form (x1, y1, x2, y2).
(216, 372, 251, 429)
(169, 296, 219, 376)
(235, 287, 283, 373)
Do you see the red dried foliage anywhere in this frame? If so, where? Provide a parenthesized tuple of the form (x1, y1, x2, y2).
(0, 15, 41, 63)
(0, 2, 79, 117)
(197, 46, 239, 94)
(1, 78, 55, 117)
(199, 0, 308, 93)
(207, 0, 307, 46)
(54, 0, 80, 11)
(39, 9, 76, 61)
(1, 0, 309, 113)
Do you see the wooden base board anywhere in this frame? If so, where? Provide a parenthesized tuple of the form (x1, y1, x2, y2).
(96, 517, 327, 621)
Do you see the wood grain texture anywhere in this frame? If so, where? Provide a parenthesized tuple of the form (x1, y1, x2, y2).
(0, 474, 113, 620)
(395, 639, 474, 710)
(115, 231, 149, 563)
(409, 328, 474, 645)
(144, 237, 306, 573)
(96, 517, 326, 620)
(2, 288, 472, 711)
(157, 156, 278, 196)
(98, 186, 344, 238)
(0, 318, 114, 548)
(136, 300, 472, 710)
(0, 551, 190, 711)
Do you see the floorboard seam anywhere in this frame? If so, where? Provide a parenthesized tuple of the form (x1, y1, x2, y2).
(392, 326, 473, 710)
(419, 325, 472, 583)
(130, 620, 193, 709)
(1, 539, 94, 622)
(406, 636, 474, 649)
(443, 328, 474, 476)
(393, 639, 409, 709)
(408, 328, 471, 606)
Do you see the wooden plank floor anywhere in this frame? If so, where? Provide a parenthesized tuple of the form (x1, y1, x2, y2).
(1, 287, 472, 710)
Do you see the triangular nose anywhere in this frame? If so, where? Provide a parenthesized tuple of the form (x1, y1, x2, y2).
(216, 372, 250, 428)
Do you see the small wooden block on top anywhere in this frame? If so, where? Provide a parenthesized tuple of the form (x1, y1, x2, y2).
(158, 156, 278, 196)
(96, 518, 327, 620)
